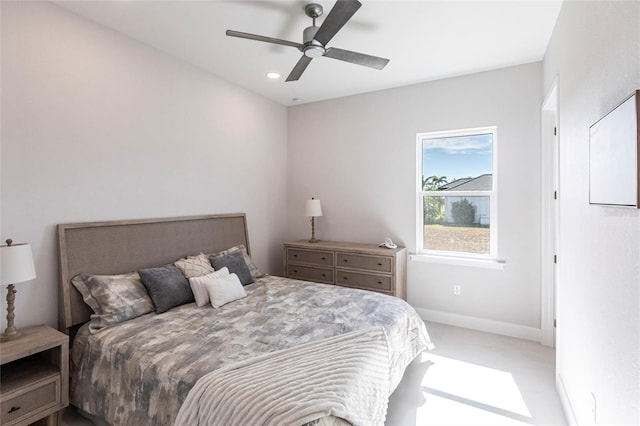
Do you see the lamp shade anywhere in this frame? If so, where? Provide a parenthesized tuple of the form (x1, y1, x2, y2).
(305, 199, 323, 217)
(1, 242, 36, 286)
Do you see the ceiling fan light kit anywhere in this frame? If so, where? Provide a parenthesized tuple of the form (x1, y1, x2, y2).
(226, 0, 389, 82)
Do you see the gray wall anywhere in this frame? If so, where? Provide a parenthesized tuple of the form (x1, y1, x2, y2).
(0, 1, 288, 331)
(287, 62, 543, 333)
(543, 1, 640, 424)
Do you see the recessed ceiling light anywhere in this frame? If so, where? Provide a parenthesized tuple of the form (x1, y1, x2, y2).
(266, 72, 280, 79)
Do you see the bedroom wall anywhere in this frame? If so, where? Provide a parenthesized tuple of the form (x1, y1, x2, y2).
(0, 1, 288, 331)
(542, 1, 640, 424)
(287, 62, 543, 334)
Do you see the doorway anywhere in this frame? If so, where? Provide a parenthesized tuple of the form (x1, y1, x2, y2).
(541, 82, 558, 347)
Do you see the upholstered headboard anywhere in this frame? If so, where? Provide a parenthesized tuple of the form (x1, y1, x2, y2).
(57, 214, 250, 333)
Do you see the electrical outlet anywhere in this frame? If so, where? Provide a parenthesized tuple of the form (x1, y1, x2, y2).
(453, 285, 461, 296)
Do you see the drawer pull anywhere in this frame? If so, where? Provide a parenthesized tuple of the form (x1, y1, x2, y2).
(293, 269, 298, 273)
(293, 254, 298, 257)
(8, 406, 21, 414)
(377, 281, 382, 284)
(343, 277, 348, 280)
(321, 257, 326, 260)
(343, 259, 348, 262)
(322, 273, 326, 277)
(377, 262, 383, 266)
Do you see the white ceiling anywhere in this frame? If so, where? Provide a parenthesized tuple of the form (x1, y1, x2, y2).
(53, 0, 562, 106)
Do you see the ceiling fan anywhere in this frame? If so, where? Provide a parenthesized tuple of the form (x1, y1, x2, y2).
(226, 0, 389, 82)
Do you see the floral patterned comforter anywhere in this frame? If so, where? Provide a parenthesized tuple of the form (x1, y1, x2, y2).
(71, 276, 432, 425)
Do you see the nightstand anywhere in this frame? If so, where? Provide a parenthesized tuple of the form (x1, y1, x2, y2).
(284, 240, 407, 300)
(0, 325, 69, 426)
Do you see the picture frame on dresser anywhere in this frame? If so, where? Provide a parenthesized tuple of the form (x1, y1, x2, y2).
(284, 240, 407, 300)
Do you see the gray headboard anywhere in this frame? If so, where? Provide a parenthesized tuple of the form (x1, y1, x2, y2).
(57, 214, 250, 333)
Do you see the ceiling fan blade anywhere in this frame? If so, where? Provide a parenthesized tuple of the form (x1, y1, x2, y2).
(313, 0, 362, 46)
(286, 55, 313, 82)
(226, 30, 303, 50)
(324, 47, 389, 70)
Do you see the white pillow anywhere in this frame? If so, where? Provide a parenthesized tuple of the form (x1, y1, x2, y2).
(205, 273, 246, 308)
(189, 267, 229, 307)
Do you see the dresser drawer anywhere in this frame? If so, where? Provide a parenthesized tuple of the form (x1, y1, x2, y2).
(1, 375, 60, 425)
(336, 252, 392, 273)
(335, 270, 392, 293)
(287, 249, 334, 267)
(287, 265, 334, 284)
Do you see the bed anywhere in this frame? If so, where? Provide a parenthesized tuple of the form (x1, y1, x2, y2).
(58, 214, 432, 426)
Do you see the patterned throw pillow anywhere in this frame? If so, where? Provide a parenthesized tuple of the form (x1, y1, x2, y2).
(208, 244, 263, 279)
(174, 253, 215, 278)
(71, 272, 154, 334)
(189, 267, 230, 307)
(204, 273, 247, 308)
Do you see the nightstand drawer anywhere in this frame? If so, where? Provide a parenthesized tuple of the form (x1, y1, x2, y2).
(287, 248, 334, 266)
(335, 270, 392, 292)
(336, 253, 392, 273)
(1, 375, 60, 425)
(287, 265, 334, 284)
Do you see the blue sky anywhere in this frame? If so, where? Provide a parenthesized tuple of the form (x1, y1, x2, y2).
(422, 133, 493, 182)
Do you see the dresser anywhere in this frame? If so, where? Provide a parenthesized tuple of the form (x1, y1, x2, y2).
(284, 240, 407, 300)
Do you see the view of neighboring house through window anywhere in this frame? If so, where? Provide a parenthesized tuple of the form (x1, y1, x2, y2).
(416, 127, 497, 258)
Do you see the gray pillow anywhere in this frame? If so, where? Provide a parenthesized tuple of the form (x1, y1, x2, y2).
(138, 265, 194, 313)
(207, 244, 263, 279)
(210, 250, 254, 285)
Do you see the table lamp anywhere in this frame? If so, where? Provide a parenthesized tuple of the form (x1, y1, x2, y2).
(1, 239, 37, 341)
(305, 198, 322, 243)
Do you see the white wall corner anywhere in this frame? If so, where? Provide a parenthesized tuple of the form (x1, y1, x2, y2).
(416, 307, 542, 342)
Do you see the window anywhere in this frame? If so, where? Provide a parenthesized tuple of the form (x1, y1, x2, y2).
(416, 127, 497, 259)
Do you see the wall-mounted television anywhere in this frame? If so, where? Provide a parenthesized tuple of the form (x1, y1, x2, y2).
(589, 90, 640, 207)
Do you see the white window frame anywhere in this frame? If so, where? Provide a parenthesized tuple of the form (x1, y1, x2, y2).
(415, 126, 499, 263)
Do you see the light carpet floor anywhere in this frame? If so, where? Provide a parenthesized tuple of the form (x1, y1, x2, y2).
(59, 321, 566, 426)
(386, 322, 566, 425)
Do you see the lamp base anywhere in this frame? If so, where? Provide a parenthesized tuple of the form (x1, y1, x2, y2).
(308, 216, 320, 243)
(2, 284, 20, 342)
(0, 328, 21, 342)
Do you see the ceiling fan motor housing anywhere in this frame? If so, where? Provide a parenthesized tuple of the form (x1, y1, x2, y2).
(303, 26, 325, 58)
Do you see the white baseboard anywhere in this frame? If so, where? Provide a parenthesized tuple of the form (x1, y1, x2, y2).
(415, 307, 542, 342)
(556, 373, 577, 426)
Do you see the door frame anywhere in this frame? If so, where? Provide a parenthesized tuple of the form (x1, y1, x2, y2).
(541, 79, 559, 347)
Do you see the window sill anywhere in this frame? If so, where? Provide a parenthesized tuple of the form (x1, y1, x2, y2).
(410, 254, 506, 270)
